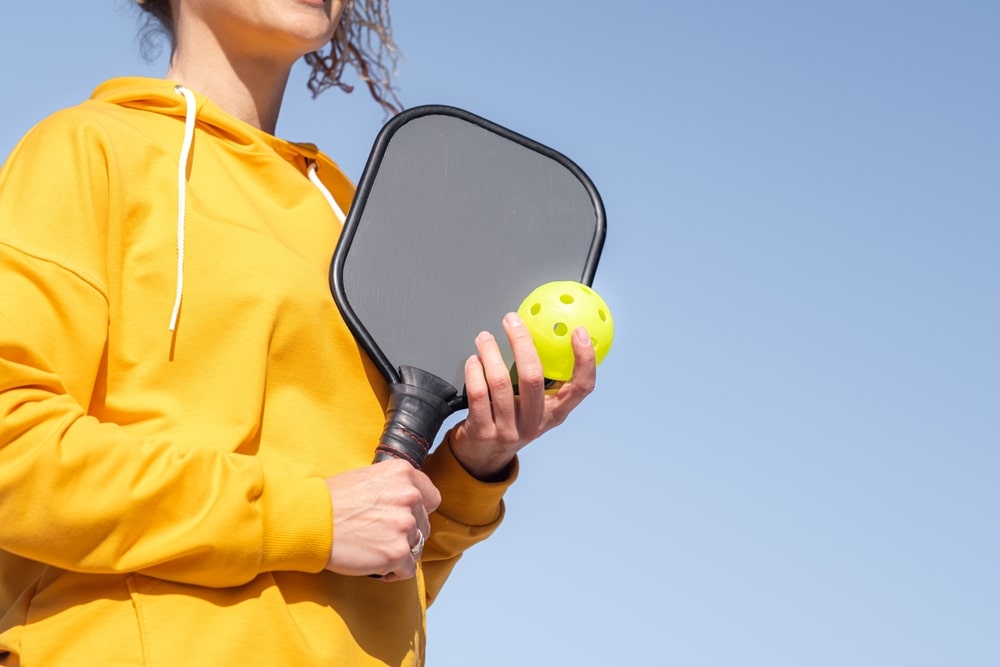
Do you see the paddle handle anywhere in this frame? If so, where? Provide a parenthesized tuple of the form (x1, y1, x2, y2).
(373, 367, 459, 468)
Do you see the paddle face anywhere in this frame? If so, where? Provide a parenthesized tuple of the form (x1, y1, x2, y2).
(330, 105, 605, 465)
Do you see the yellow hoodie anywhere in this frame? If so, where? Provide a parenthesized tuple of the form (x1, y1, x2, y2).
(0, 77, 514, 666)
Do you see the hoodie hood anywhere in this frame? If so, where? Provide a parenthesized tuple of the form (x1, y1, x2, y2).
(92, 77, 329, 165)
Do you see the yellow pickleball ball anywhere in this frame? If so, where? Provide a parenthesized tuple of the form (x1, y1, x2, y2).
(517, 280, 614, 381)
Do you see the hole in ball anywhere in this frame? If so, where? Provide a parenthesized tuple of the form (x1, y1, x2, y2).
(560, 294, 575, 305)
(553, 322, 568, 336)
(530, 303, 542, 316)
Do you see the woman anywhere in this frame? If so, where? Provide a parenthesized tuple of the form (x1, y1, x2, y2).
(0, 1, 596, 665)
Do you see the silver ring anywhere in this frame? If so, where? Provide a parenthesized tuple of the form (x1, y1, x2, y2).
(410, 529, 425, 559)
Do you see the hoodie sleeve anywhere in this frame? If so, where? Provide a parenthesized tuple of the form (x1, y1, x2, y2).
(419, 432, 518, 606)
(0, 111, 332, 587)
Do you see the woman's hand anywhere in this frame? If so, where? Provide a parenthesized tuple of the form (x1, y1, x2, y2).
(450, 312, 597, 480)
(324, 459, 441, 581)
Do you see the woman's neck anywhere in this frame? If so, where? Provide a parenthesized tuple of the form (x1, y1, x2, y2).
(166, 26, 295, 134)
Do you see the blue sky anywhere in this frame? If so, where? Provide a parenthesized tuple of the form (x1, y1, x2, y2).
(2, 2, 998, 665)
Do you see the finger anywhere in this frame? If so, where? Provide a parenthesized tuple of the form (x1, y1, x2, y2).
(547, 327, 597, 417)
(408, 525, 427, 560)
(373, 460, 441, 514)
(475, 330, 516, 433)
(569, 326, 597, 394)
(409, 469, 441, 514)
(384, 510, 429, 581)
(503, 312, 544, 430)
(463, 353, 493, 433)
(379, 524, 426, 582)
(408, 525, 425, 551)
(380, 555, 417, 582)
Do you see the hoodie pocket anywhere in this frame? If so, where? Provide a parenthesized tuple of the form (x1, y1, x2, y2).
(15, 571, 144, 665)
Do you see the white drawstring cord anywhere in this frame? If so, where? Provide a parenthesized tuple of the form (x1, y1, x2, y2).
(307, 161, 347, 225)
(166, 95, 342, 331)
(169, 85, 197, 331)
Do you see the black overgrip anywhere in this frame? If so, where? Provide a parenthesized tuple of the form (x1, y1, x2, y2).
(373, 366, 461, 468)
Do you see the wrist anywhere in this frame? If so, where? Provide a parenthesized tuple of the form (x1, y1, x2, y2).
(456, 453, 516, 483)
(452, 436, 514, 483)
(447, 430, 517, 483)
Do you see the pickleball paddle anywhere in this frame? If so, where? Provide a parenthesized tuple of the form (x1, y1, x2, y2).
(329, 105, 606, 468)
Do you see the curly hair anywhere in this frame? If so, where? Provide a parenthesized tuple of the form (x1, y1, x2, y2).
(135, 0, 401, 114)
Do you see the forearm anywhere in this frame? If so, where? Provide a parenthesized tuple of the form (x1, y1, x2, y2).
(0, 385, 331, 586)
(0, 250, 331, 585)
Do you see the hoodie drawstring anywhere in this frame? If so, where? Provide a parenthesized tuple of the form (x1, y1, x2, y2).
(166, 88, 346, 331)
(307, 161, 347, 225)
(170, 85, 197, 331)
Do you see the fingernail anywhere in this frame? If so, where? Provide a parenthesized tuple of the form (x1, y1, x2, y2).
(504, 312, 522, 327)
(574, 327, 589, 343)
(477, 331, 493, 341)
